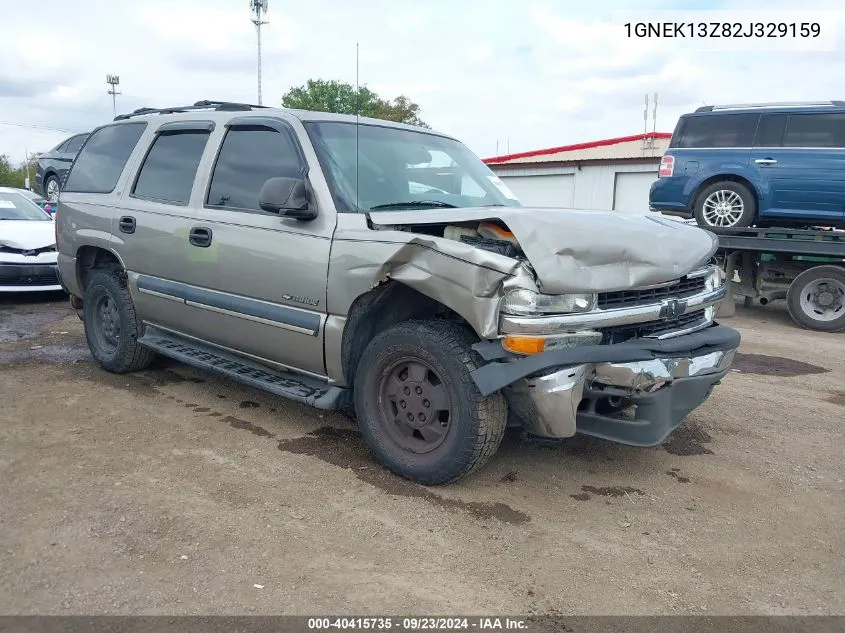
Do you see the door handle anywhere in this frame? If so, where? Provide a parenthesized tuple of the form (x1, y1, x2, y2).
(754, 158, 778, 165)
(118, 216, 136, 234)
(189, 226, 213, 248)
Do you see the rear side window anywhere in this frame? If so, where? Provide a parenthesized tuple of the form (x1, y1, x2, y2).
(132, 131, 210, 205)
(64, 134, 88, 154)
(206, 125, 304, 212)
(784, 113, 845, 148)
(63, 123, 146, 193)
(754, 114, 786, 147)
(675, 113, 759, 148)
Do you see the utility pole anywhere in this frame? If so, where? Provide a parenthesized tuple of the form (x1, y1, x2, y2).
(106, 75, 121, 117)
(25, 148, 31, 190)
(250, 0, 269, 105)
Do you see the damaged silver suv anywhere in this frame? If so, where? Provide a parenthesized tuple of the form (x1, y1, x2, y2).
(55, 100, 740, 485)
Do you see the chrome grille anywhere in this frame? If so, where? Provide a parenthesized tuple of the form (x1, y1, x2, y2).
(600, 311, 708, 344)
(597, 275, 707, 310)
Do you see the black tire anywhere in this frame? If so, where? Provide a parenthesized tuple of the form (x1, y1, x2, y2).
(83, 268, 156, 372)
(786, 265, 845, 333)
(694, 181, 757, 229)
(354, 320, 507, 485)
(44, 175, 60, 203)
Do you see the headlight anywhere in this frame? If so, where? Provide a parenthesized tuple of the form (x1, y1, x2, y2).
(705, 266, 724, 292)
(501, 289, 597, 315)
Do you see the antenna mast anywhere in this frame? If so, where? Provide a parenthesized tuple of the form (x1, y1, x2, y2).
(250, 0, 269, 105)
(642, 93, 649, 155)
(106, 75, 121, 117)
(355, 42, 360, 211)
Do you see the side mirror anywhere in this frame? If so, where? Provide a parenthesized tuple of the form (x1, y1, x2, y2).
(258, 176, 316, 220)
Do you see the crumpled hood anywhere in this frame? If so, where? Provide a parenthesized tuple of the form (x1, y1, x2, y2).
(0, 220, 56, 251)
(369, 207, 718, 293)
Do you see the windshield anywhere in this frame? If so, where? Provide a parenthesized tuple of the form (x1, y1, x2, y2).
(0, 192, 51, 221)
(305, 121, 522, 212)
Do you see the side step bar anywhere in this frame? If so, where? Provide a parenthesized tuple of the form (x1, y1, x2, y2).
(138, 326, 351, 411)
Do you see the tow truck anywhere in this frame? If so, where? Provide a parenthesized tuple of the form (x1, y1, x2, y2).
(712, 226, 845, 332)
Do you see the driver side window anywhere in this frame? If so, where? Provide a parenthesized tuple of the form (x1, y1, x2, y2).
(206, 125, 304, 213)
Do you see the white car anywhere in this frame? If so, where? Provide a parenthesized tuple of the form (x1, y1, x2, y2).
(0, 186, 62, 292)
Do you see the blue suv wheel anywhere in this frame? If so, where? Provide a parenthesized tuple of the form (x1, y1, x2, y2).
(694, 181, 757, 228)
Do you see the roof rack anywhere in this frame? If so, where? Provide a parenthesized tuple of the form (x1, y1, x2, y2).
(114, 99, 269, 121)
(695, 101, 845, 113)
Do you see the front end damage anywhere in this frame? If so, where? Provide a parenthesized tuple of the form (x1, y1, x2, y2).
(364, 207, 741, 445)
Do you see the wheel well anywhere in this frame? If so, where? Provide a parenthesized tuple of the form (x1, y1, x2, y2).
(693, 175, 759, 210)
(341, 282, 469, 387)
(76, 246, 122, 292)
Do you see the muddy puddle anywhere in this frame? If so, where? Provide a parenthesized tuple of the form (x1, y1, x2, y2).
(278, 426, 530, 524)
(732, 353, 829, 377)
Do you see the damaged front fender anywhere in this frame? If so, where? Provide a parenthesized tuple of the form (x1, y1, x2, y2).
(326, 213, 535, 340)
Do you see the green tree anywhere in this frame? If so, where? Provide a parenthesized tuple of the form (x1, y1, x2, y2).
(282, 79, 429, 128)
(0, 154, 30, 189)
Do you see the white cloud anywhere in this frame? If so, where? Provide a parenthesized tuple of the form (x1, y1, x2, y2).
(1, 0, 844, 164)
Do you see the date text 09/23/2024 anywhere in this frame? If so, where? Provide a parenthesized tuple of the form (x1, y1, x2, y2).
(307, 618, 528, 630)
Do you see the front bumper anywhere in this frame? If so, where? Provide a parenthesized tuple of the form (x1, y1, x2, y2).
(472, 324, 740, 446)
(0, 262, 62, 292)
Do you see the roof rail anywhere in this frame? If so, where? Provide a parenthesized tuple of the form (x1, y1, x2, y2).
(114, 99, 270, 121)
(695, 101, 845, 113)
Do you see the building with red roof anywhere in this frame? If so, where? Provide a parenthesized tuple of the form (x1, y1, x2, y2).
(484, 132, 671, 212)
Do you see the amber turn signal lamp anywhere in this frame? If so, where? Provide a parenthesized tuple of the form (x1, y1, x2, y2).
(502, 336, 546, 355)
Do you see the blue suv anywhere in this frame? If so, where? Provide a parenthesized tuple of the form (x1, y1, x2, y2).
(649, 101, 845, 229)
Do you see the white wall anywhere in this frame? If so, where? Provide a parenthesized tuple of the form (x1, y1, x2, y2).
(613, 171, 659, 213)
(491, 162, 659, 212)
(496, 174, 575, 207)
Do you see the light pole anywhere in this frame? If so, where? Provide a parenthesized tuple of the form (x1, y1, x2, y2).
(106, 75, 121, 117)
(249, 0, 269, 105)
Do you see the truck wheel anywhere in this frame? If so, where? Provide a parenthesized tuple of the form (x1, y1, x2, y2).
(786, 266, 845, 332)
(694, 181, 756, 229)
(83, 269, 156, 372)
(354, 320, 507, 485)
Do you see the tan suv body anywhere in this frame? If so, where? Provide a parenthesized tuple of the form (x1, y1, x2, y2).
(56, 101, 740, 484)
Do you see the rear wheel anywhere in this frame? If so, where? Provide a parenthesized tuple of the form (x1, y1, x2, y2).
(694, 181, 756, 229)
(44, 175, 60, 203)
(354, 320, 507, 485)
(786, 266, 845, 332)
(83, 269, 156, 372)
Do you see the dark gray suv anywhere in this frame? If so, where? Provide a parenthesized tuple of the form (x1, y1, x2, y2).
(35, 132, 90, 202)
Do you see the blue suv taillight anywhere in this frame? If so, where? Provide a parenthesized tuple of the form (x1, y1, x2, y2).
(659, 154, 675, 177)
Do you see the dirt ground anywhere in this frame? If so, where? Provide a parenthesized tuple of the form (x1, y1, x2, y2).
(0, 292, 843, 616)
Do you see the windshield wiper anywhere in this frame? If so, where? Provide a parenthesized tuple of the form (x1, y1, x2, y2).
(369, 200, 457, 210)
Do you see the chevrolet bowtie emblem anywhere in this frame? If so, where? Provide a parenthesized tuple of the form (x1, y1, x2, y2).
(659, 299, 686, 320)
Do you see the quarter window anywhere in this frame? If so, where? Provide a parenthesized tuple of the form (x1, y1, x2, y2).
(132, 131, 210, 205)
(675, 114, 759, 148)
(63, 123, 146, 193)
(64, 134, 88, 154)
(206, 126, 304, 212)
(784, 113, 845, 148)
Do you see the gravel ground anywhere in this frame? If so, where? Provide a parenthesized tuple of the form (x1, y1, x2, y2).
(0, 292, 843, 615)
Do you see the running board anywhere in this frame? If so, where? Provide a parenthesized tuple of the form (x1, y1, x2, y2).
(138, 327, 350, 410)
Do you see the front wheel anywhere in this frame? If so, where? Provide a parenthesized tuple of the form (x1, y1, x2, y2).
(354, 320, 507, 485)
(786, 266, 845, 332)
(694, 181, 756, 229)
(83, 269, 156, 372)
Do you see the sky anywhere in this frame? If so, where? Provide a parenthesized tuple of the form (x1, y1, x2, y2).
(1, 0, 844, 164)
